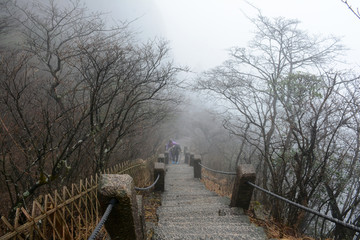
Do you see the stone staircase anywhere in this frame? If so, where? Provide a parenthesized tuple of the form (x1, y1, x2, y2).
(153, 163, 267, 239)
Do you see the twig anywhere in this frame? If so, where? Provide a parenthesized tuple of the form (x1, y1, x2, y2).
(342, 0, 360, 20)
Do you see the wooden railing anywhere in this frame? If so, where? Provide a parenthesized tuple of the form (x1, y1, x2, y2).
(0, 158, 153, 240)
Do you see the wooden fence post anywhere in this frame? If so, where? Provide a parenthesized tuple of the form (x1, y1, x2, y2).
(154, 162, 166, 192)
(230, 164, 256, 210)
(98, 174, 144, 240)
(193, 155, 202, 178)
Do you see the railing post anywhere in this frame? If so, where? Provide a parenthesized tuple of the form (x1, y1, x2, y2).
(184, 146, 188, 163)
(189, 153, 195, 166)
(193, 155, 202, 178)
(98, 174, 144, 240)
(230, 164, 256, 210)
(164, 151, 169, 164)
(158, 153, 165, 163)
(154, 162, 166, 192)
(185, 152, 190, 164)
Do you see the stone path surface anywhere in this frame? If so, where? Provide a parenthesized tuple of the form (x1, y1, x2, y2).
(153, 163, 267, 240)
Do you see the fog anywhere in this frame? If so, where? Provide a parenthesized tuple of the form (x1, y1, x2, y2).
(86, 0, 360, 73)
(1, 1, 360, 238)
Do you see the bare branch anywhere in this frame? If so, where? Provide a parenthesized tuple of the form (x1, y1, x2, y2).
(342, 0, 360, 20)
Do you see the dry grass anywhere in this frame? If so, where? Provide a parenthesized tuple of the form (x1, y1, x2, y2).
(142, 191, 161, 240)
(201, 168, 234, 197)
(143, 191, 162, 223)
(246, 208, 319, 240)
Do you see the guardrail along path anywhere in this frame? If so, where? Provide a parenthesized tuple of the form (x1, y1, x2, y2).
(153, 164, 266, 239)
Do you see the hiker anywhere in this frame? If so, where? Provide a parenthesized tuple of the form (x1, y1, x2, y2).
(166, 139, 175, 163)
(171, 143, 181, 164)
(166, 139, 175, 150)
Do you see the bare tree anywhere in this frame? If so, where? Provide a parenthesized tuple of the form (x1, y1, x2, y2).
(0, 1, 9, 34)
(0, 0, 14, 49)
(75, 36, 180, 173)
(307, 76, 360, 239)
(196, 14, 360, 238)
(0, 0, 181, 220)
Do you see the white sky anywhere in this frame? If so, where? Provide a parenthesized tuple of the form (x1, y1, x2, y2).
(87, 0, 360, 73)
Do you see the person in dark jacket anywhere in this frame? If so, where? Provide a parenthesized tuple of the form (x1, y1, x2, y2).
(171, 144, 181, 164)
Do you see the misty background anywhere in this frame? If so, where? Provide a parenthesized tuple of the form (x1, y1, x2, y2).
(1, 0, 360, 239)
(86, 0, 360, 72)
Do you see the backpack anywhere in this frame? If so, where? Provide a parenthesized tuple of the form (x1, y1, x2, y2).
(172, 144, 181, 154)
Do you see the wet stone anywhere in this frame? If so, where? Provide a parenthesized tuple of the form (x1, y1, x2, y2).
(153, 164, 266, 239)
(99, 174, 143, 240)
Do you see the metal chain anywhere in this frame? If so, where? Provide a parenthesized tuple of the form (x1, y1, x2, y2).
(198, 163, 360, 232)
(198, 162, 237, 175)
(135, 174, 161, 191)
(88, 174, 160, 239)
(247, 181, 360, 233)
(88, 198, 118, 240)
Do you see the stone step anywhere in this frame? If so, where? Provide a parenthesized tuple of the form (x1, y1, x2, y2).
(157, 222, 252, 229)
(157, 215, 250, 224)
(164, 185, 211, 190)
(156, 221, 259, 229)
(162, 191, 217, 197)
(165, 172, 194, 176)
(153, 233, 264, 240)
(166, 173, 194, 176)
(154, 224, 266, 240)
(161, 196, 230, 206)
(157, 205, 245, 218)
(166, 182, 205, 187)
(152, 164, 266, 239)
(163, 191, 211, 195)
(166, 177, 200, 181)
(157, 206, 232, 218)
(161, 192, 219, 200)
(166, 177, 194, 182)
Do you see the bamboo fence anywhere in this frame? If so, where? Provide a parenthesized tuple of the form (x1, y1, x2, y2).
(0, 158, 153, 240)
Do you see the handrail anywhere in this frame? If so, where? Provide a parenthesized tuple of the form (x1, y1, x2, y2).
(246, 181, 360, 233)
(198, 162, 237, 175)
(199, 162, 360, 233)
(88, 198, 118, 240)
(135, 174, 160, 191)
(88, 174, 161, 239)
